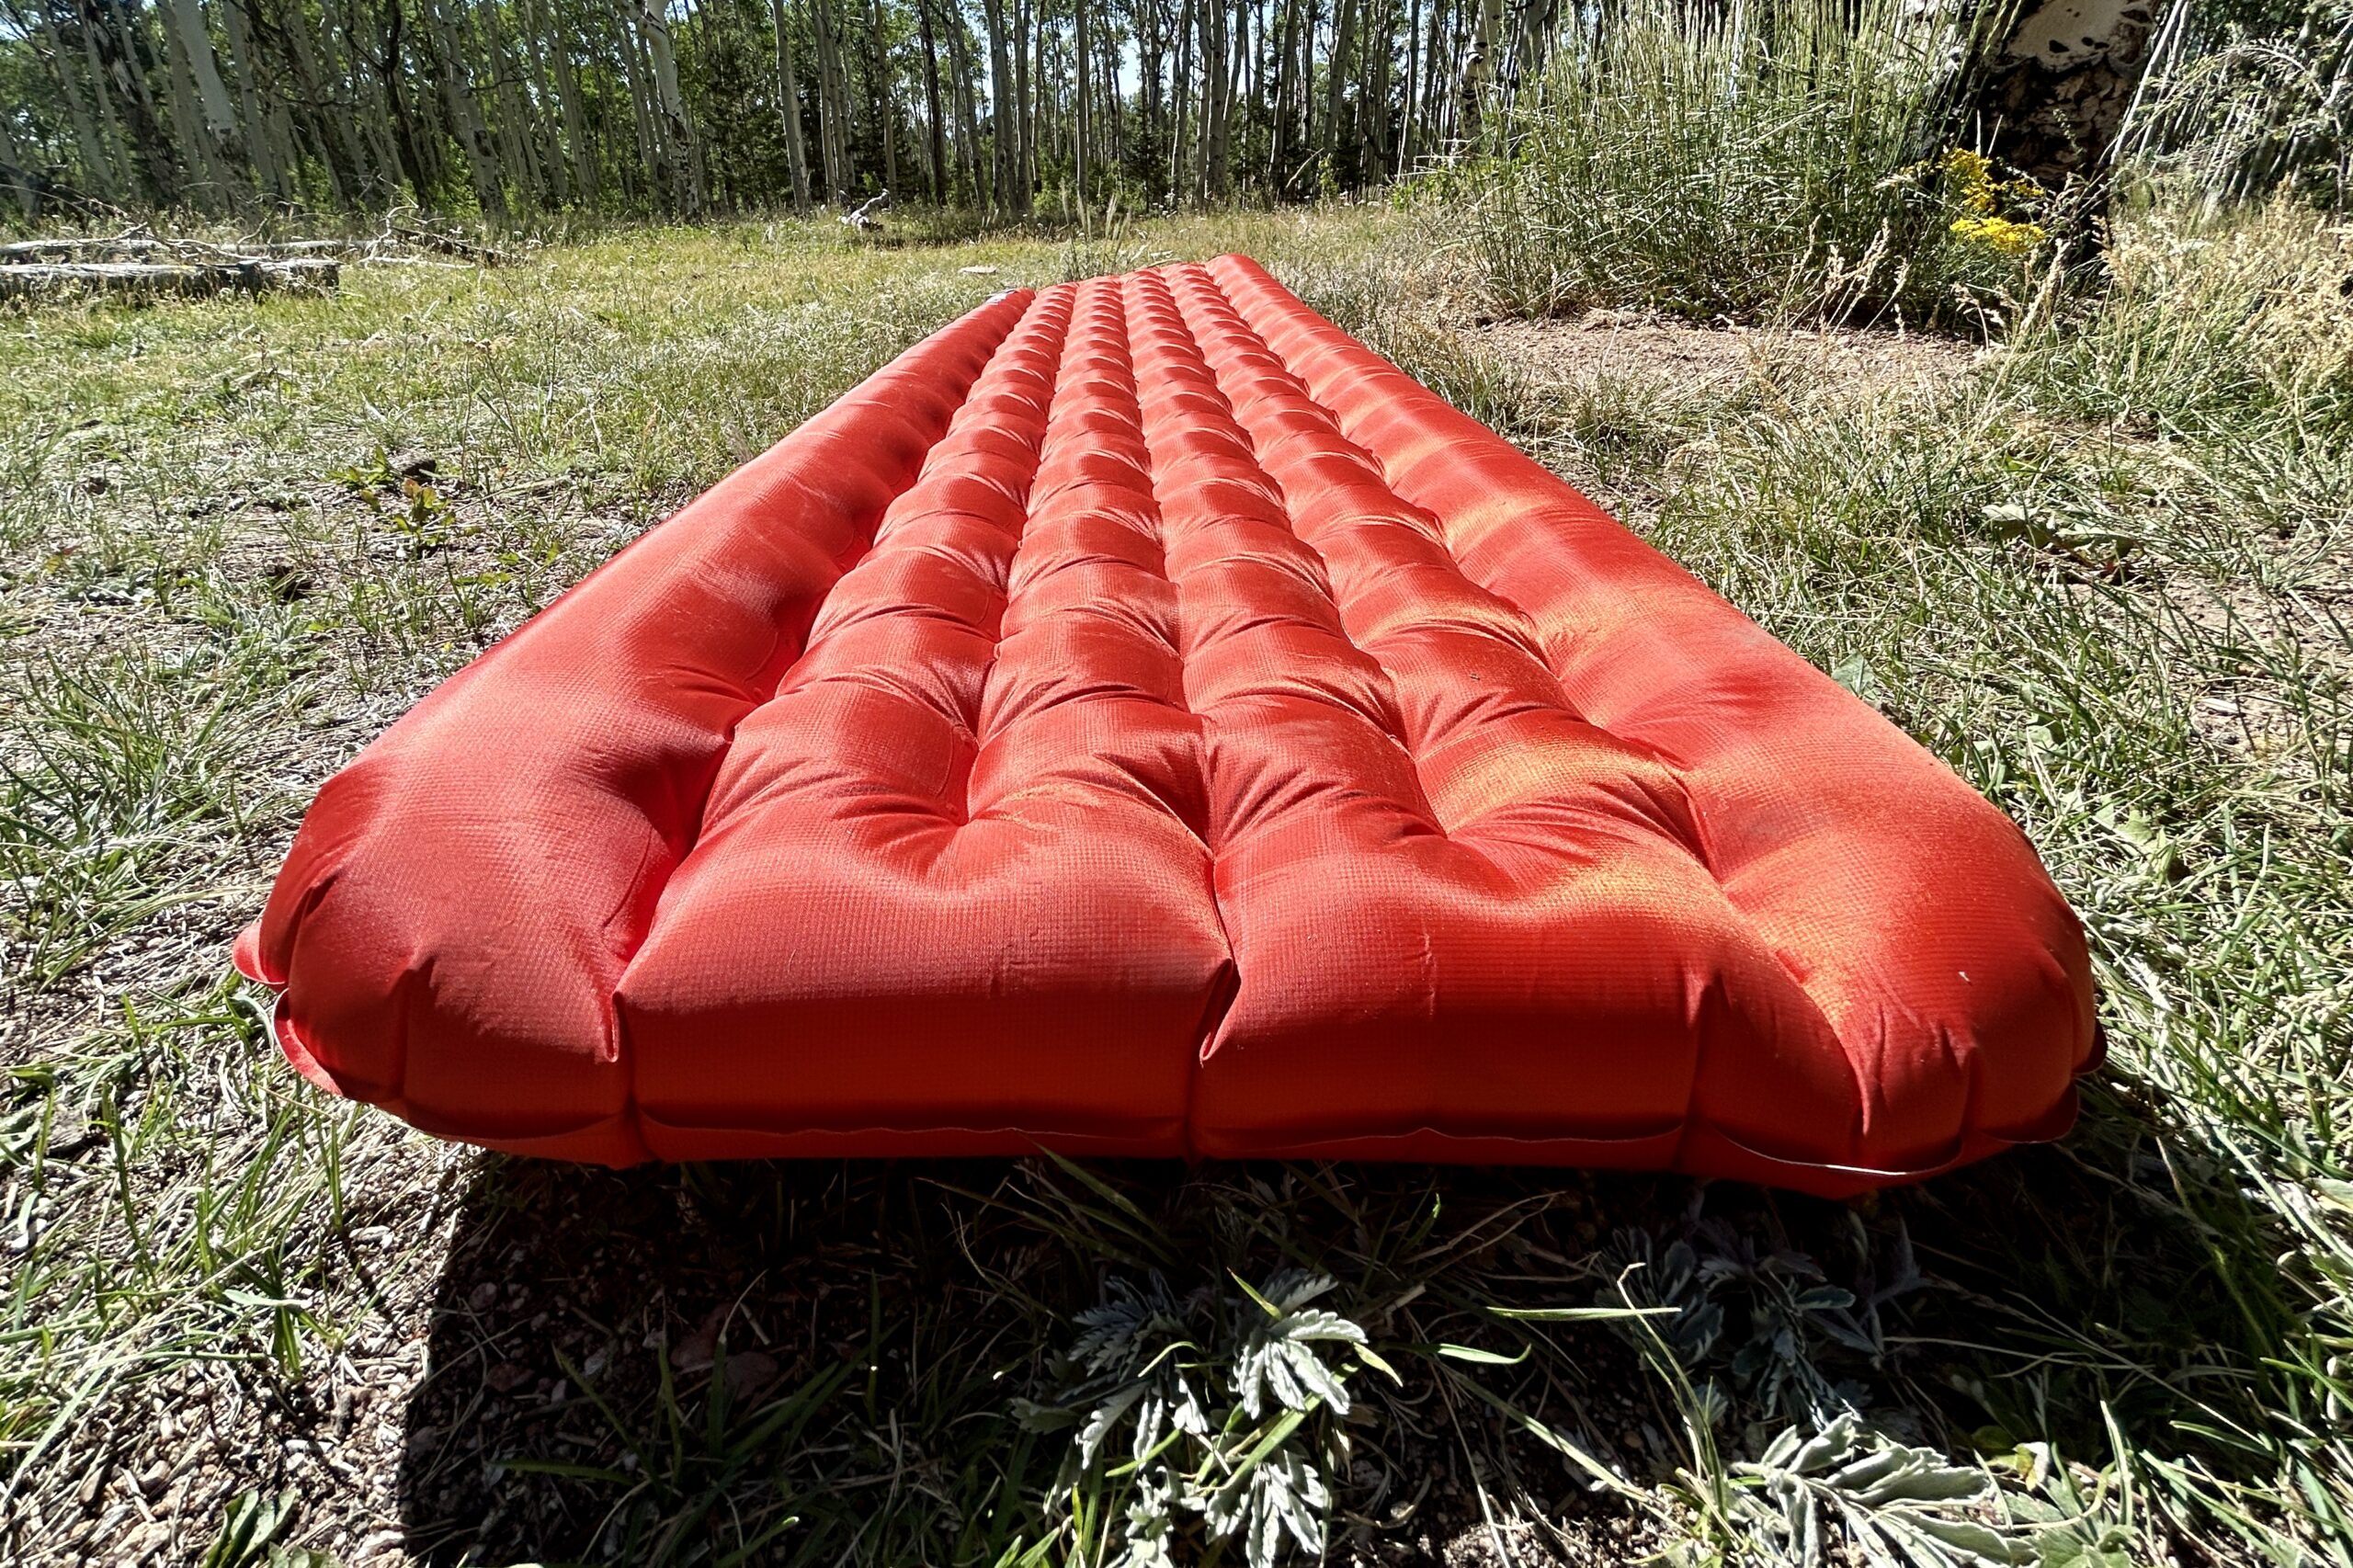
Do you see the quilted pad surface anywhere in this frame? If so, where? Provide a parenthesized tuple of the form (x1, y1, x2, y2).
(234, 256, 2097, 1195)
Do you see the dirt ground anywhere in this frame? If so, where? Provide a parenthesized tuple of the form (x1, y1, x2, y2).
(1467, 310, 1981, 401)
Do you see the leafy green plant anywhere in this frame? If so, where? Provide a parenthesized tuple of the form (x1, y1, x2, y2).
(1019, 1269, 1378, 1568)
(199, 1488, 332, 1568)
(328, 449, 459, 557)
(1602, 1220, 1928, 1426)
(1727, 1416, 2017, 1568)
(0, 647, 279, 985)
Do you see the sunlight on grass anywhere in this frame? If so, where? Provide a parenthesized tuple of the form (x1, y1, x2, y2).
(1, 202, 2347, 1565)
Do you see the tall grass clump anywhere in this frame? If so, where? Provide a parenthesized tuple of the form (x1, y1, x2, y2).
(2004, 199, 2353, 436)
(1472, 0, 2037, 324)
(2123, 0, 2353, 207)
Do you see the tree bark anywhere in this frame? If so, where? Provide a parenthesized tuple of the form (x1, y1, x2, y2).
(337, 0, 414, 199)
(79, 0, 178, 202)
(1512, 0, 1557, 104)
(375, 0, 439, 198)
(916, 0, 946, 202)
(1013, 0, 1033, 212)
(868, 0, 896, 198)
(1073, 0, 1089, 210)
(161, 0, 249, 198)
(979, 0, 1014, 212)
(1364, 0, 1391, 180)
(1398, 0, 1420, 171)
(276, 0, 369, 203)
(1421, 0, 1449, 150)
(774, 0, 813, 210)
(1167, 0, 1191, 198)
(635, 0, 704, 211)
(503, 0, 565, 205)
(1297, 0, 1316, 170)
(217, 0, 294, 199)
(810, 0, 851, 197)
(480, 0, 548, 209)
(943, 0, 985, 206)
(1222, 0, 1244, 192)
(613, 2, 657, 204)
(1323, 0, 1353, 187)
(0, 256, 337, 299)
(1101, 4, 1120, 167)
(26, 0, 118, 199)
(1140, 0, 1164, 198)
(540, 0, 598, 205)
(1193, 0, 1224, 199)
(421, 0, 506, 215)
(1458, 0, 1499, 148)
(1268, 0, 1294, 192)
(1981, 0, 2159, 189)
(0, 101, 40, 217)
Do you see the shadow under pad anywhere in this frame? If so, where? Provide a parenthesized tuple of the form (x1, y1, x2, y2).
(234, 254, 2097, 1194)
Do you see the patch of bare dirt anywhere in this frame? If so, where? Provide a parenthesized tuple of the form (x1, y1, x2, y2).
(1469, 309, 1982, 403)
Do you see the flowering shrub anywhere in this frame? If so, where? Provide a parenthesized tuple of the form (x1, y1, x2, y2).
(1938, 149, 2052, 256)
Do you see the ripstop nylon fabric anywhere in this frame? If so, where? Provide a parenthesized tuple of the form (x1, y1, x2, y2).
(233, 256, 2098, 1196)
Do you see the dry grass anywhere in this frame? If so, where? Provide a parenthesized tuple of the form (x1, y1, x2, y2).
(1, 201, 2347, 1567)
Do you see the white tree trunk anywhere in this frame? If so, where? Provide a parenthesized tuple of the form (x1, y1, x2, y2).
(422, 0, 506, 217)
(1984, 0, 2159, 187)
(980, 0, 1016, 212)
(635, 0, 704, 212)
(773, 0, 813, 211)
(162, 0, 248, 191)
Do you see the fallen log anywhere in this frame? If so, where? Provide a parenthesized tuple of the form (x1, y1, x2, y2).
(1, 227, 509, 272)
(0, 256, 339, 301)
(0, 236, 161, 264)
(0, 236, 357, 263)
(384, 220, 512, 265)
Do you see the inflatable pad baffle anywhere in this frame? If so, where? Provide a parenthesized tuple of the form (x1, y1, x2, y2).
(233, 257, 2097, 1196)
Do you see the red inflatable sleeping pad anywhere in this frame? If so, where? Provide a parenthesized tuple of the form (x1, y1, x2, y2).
(233, 256, 2097, 1196)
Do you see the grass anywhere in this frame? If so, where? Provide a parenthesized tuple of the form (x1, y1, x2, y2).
(1459, 0, 2047, 327)
(0, 194, 2347, 1568)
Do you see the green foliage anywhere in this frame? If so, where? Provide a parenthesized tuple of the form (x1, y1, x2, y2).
(199, 1488, 335, 1568)
(2006, 200, 2353, 436)
(1019, 1270, 1371, 1568)
(1728, 1417, 2017, 1568)
(1468, 0, 2049, 325)
(0, 646, 284, 986)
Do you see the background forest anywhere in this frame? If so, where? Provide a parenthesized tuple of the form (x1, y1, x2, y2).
(0, 0, 2343, 229)
(5, 0, 1640, 221)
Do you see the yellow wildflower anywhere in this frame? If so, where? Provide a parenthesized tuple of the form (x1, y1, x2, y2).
(1949, 214, 2049, 255)
(1940, 147, 2000, 215)
(1934, 148, 2050, 253)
